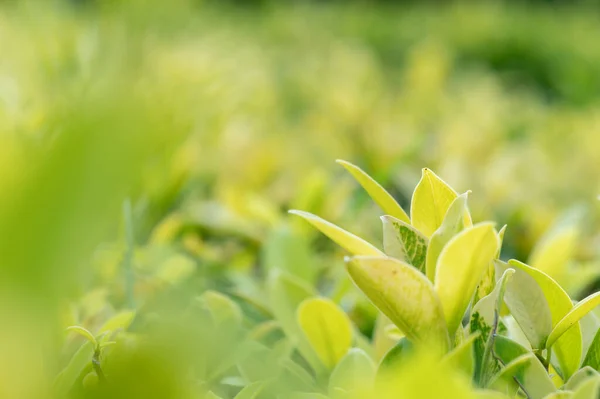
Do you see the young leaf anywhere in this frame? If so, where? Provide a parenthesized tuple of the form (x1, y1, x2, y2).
(434, 223, 499, 335)
(200, 290, 243, 328)
(546, 292, 600, 350)
(289, 210, 383, 256)
(508, 260, 582, 379)
(411, 168, 459, 237)
(346, 256, 449, 350)
(497, 261, 553, 349)
(66, 326, 97, 347)
(426, 192, 471, 281)
(475, 225, 507, 302)
(337, 160, 410, 223)
(381, 215, 428, 272)
(98, 311, 136, 335)
(329, 348, 376, 398)
(297, 297, 353, 369)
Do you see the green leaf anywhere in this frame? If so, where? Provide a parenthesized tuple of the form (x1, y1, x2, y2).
(66, 326, 97, 347)
(470, 268, 515, 386)
(346, 256, 449, 350)
(329, 348, 376, 398)
(98, 311, 136, 335)
(426, 192, 471, 281)
(200, 290, 243, 328)
(543, 393, 573, 399)
(475, 224, 507, 302)
(53, 341, 94, 396)
(411, 168, 459, 237)
(263, 224, 318, 283)
(583, 328, 600, 371)
(289, 210, 383, 256)
(234, 381, 265, 399)
(572, 375, 600, 399)
(546, 292, 600, 349)
(297, 297, 353, 369)
(508, 260, 582, 379)
(564, 367, 599, 391)
(490, 353, 555, 399)
(337, 159, 410, 223)
(267, 270, 324, 375)
(497, 261, 553, 349)
(442, 333, 479, 378)
(378, 337, 414, 374)
(434, 223, 499, 335)
(381, 215, 428, 272)
(492, 336, 556, 399)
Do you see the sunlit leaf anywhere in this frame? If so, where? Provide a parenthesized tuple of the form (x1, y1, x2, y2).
(434, 223, 499, 335)
(425, 192, 471, 281)
(337, 160, 410, 223)
(289, 210, 383, 256)
(297, 297, 353, 369)
(381, 215, 428, 272)
(346, 256, 449, 350)
(411, 168, 459, 237)
(546, 292, 600, 349)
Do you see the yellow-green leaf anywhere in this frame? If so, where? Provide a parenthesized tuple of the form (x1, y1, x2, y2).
(337, 159, 410, 223)
(425, 192, 471, 281)
(382, 215, 428, 272)
(434, 223, 499, 335)
(529, 219, 579, 283)
(297, 297, 353, 369)
(234, 381, 265, 399)
(547, 292, 600, 349)
(508, 260, 582, 379)
(572, 375, 600, 399)
(328, 348, 376, 397)
(98, 311, 136, 335)
(345, 256, 449, 350)
(583, 329, 600, 371)
(497, 261, 553, 349)
(289, 210, 383, 256)
(66, 326, 97, 347)
(442, 333, 479, 378)
(411, 168, 458, 237)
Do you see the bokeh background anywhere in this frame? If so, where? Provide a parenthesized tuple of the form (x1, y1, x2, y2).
(1, 0, 600, 398)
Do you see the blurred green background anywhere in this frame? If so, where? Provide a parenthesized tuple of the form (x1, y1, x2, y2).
(1, 0, 600, 398)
